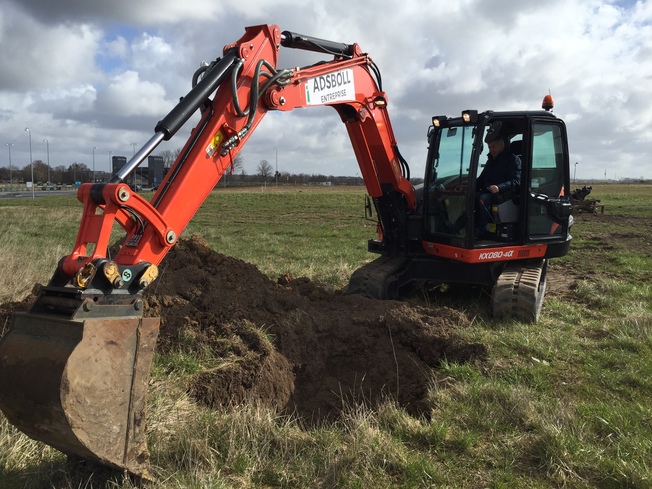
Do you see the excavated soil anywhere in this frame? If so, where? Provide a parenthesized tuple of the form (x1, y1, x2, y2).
(144, 236, 486, 419)
(0, 236, 485, 421)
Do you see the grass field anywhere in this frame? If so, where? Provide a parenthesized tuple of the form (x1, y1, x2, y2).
(0, 183, 651, 488)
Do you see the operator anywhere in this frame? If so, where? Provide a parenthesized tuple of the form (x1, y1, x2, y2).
(475, 130, 521, 238)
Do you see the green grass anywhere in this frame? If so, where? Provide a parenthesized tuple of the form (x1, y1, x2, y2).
(183, 188, 374, 289)
(1, 183, 651, 488)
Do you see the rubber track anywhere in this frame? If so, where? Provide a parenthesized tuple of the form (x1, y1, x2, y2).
(491, 260, 547, 322)
(347, 256, 409, 299)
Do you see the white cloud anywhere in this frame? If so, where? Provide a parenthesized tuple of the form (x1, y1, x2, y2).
(95, 71, 171, 117)
(105, 36, 129, 60)
(0, 6, 101, 90)
(130, 33, 173, 69)
(0, 0, 650, 181)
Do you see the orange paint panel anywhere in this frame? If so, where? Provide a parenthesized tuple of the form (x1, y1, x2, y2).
(422, 241, 547, 264)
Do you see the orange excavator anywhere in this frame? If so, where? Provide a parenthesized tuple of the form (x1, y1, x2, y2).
(0, 24, 572, 478)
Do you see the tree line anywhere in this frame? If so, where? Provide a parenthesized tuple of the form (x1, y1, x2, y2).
(0, 150, 419, 188)
(0, 149, 182, 187)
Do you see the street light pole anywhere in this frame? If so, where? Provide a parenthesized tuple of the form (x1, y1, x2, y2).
(573, 162, 578, 183)
(274, 147, 278, 186)
(25, 127, 34, 199)
(93, 146, 96, 182)
(43, 138, 50, 191)
(5, 143, 13, 192)
(131, 143, 138, 188)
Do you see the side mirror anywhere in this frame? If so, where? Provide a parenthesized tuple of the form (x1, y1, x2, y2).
(530, 192, 572, 223)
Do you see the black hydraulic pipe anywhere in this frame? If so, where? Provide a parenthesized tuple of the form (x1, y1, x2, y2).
(281, 31, 354, 57)
(154, 49, 239, 140)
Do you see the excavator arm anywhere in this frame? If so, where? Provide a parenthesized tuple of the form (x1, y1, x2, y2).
(58, 24, 414, 288)
(0, 24, 415, 479)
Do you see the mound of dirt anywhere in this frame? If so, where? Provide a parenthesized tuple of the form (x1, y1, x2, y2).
(145, 236, 486, 419)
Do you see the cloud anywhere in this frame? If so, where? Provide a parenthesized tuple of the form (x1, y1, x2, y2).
(0, 0, 650, 181)
(95, 71, 171, 118)
(129, 34, 173, 69)
(10, 0, 297, 26)
(0, 4, 101, 91)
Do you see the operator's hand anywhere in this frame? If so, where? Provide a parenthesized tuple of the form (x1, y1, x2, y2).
(488, 185, 499, 193)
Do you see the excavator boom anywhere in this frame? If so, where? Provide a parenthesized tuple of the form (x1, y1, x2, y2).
(0, 24, 415, 479)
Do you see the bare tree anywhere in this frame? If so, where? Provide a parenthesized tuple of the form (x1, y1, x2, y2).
(257, 159, 273, 179)
(158, 149, 181, 168)
(220, 154, 246, 187)
(66, 162, 91, 184)
(31, 160, 50, 183)
(229, 154, 245, 175)
(51, 165, 67, 184)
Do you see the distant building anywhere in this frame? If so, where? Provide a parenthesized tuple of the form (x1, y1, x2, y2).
(148, 156, 165, 187)
(113, 155, 146, 188)
(93, 171, 111, 183)
(111, 156, 127, 175)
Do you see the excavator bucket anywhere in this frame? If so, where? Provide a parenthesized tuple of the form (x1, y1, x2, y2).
(0, 311, 159, 479)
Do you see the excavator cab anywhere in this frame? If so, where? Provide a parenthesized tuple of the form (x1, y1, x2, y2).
(352, 103, 572, 321)
(423, 109, 572, 250)
(409, 106, 572, 320)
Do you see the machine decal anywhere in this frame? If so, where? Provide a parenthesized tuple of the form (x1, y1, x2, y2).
(206, 130, 224, 157)
(305, 69, 355, 105)
(423, 241, 548, 263)
(478, 250, 514, 260)
(392, 159, 401, 177)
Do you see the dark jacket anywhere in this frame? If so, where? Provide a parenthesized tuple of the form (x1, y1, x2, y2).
(476, 149, 521, 194)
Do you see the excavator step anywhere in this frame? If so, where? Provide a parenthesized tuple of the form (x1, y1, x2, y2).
(491, 259, 547, 322)
(0, 312, 160, 480)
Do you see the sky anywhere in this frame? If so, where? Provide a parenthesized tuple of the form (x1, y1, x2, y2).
(0, 0, 651, 182)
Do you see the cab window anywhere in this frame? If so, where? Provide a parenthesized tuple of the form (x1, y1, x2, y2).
(425, 126, 475, 237)
(528, 123, 565, 237)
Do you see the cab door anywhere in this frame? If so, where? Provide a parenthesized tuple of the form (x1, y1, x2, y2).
(423, 124, 479, 246)
(525, 119, 572, 243)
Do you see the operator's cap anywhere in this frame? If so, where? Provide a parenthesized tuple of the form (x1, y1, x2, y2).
(484, 121, 503, 143)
